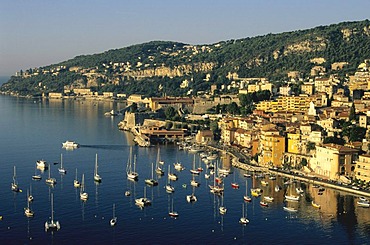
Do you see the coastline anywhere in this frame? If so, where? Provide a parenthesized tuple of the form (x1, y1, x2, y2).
(206, 143, 370, 198)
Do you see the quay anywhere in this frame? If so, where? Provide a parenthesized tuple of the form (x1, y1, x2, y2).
(206, 144, 370, 198)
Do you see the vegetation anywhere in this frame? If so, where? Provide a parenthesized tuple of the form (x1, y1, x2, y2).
(2, 20, 370, 97)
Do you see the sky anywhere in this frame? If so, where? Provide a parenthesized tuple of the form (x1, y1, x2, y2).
(1, 0, 370, 76)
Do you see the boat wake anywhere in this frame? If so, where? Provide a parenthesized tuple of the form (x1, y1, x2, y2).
(80, 144, 129, 150)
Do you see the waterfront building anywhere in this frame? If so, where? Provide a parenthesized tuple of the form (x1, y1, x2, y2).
(258, 126, 285, 167)
(310, 143, 359, 181)
(355, 154, 370, 184)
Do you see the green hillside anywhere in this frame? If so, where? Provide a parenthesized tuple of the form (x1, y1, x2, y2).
(2, 20, 370, 96)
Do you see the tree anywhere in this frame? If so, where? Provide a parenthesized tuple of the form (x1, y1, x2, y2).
(164, 106, 177, 120)
(349, 103, 356, 121)
(226, 102, 240, 115)
(130, 103, 137, 113)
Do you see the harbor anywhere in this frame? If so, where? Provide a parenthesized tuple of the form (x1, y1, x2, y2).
(0, 95, 369, 244)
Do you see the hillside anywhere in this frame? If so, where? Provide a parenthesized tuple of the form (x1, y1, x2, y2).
(2, 20, 370, 97)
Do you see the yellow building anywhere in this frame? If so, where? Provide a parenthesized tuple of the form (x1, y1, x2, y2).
(258, 128, 285, 167)
(287, 133, 301, 154)
(355, 154, 370, 184)
(256, 95, 315, 113)
(310, 143, 359, 180)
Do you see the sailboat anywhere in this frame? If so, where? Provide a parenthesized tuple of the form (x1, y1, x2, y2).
(127, 148, 139, 181)
(186, 186, 197, 203)
(58, 153, 66, 174)
(45, 193, 60, 231)
(168, 196, 179, 217)
(155, 148, 164, 175)
(94, 154, 102, 183)
(11, 166, 20, 192)
(239, 203, 249, 225)
(28, 185, 34, 202)
(110, 203, 117, 226)
(32, 164, 42, 180)
(285, 184, 300, 201)
(74, 168, 81, 188)
(168, 164, 178, 181)
(145, 162, 158, 186)
(219, 192, 227, 215)
(189, 155, 200, 175)
(243, 180, 252, 202)
(80, 173, 89, 201)
(165, 165, 175, 193)
(135, 186, 151, 207)
(45, 164, 57, 185)
(24, 189, 34, 217)
(231, 171, 239, 189)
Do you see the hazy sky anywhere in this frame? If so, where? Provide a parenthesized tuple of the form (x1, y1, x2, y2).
(1, 0, 369, 76)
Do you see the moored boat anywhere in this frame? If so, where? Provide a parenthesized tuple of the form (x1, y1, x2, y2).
(283, 206, 298, 212)
(36, 160, 48, 169)
(311, 200, 321, 209)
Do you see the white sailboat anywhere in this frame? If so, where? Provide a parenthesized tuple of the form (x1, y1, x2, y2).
(32, 164, 42, 180)
(168, 196, 179, 217)
(155, 148, 164, 175)
(168, 164, 178, 181)
(135, 186, 151, 207)
(24, 189, 34, 217)
(127, 147, 139, 181)
(189, 154, 200, 175)
(11, 165, 20, 192)
(239, 203, 249, 225)
(74, 168, 81, 188)
(58, 153, 66, 174)
(110, 203, 117, 226)
(186, 186, 197, 203)
(80, 174, 89, 201)
(243, 180, 252, 202)
(94, 153, 102, 183)
(145, 162, 158, 186)
(45, 193, 60, 231)
(28, 185, 34, 202)
(219, 192, 227, 215)
(165, 165, 175, 193)
(45, 164, 56, 185)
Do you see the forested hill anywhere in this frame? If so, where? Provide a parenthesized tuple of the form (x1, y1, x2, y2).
(2, 20, 370, 96)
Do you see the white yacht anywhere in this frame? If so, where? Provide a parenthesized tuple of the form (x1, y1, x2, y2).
(110, 204, 117, 227)
(36, 160, 48, 169)
(11, 166, 20, 192)
(62, 140, 79, 149)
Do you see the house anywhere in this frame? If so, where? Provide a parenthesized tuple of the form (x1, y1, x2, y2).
(355, 154, 370, 184)
(310, 143, 359, 180)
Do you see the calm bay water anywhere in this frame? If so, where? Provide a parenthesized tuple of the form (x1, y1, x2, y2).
(0, 95, 369, 244)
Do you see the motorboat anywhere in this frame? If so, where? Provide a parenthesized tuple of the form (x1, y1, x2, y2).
(186, 194, 197, 203)
(311, 200, 321, 209)
(173, 162, 185, 171)
(285, 195, 300, 201)
(36, 160, 48, 169)
(283, 206, 298, 212)
(62, 140, 79, 149)
(264, 196, 274, 202)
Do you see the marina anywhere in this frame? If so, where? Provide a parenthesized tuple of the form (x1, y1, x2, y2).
(0, 95, 370, 244)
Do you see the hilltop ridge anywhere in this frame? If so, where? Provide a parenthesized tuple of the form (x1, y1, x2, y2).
(2, 20, 370, 97)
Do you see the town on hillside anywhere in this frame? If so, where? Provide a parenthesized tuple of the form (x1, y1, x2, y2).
(7, 58, 370, 192)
